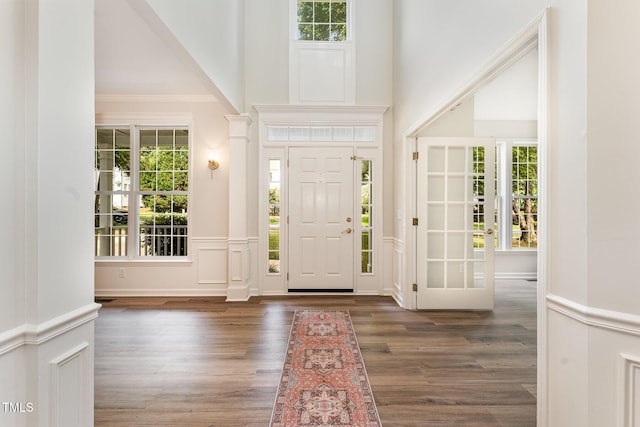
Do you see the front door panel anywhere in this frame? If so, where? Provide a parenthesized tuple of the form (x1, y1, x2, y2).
(289, 147, 354, 290)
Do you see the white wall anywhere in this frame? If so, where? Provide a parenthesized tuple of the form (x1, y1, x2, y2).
(147, 0, 245, 112)
(585, 0, 640, 424)
(1, 0, 98, 425)
(94, 99, 235, 296)
(244, 0, 394, 235)
(394, 0, 640, 425)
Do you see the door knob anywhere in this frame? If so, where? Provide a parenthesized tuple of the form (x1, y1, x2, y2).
(486, 229, 494, 235)
(346, 217, 352, 223)
(344, 228, 352, 234)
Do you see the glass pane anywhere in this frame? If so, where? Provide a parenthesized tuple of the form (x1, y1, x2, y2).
(447, 147, 466, 173)
(426, 262, 445, 288)
(174, 172, 188, 191)
(447, 261, 465, 288)
(157, 172, 173, 191)
(268, 160, 281, 274)
(428, 146, 445, 173)
(449, 204, 466, 231)
(447, 175, 466, 202)
(269, 230, 280, 251)
(427, 204, 445, 229)
(314, 2, 330, 22)
(314, 24, 330, 40)
(94, 194, 128, 257)
(362, 251, 372, 274)
(331, 1, 347, 23)
(297, 0, 313, 22)
(427, 232, 444, 259)
(447, 232, 466, 259)
(428, 176, 445, 201)
(140, 172, 156, 191)
(298, 24, 314, 40)
(331, 24, 346, 41)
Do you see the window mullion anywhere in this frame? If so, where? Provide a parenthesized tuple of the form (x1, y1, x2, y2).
(129, 125, 139, 259)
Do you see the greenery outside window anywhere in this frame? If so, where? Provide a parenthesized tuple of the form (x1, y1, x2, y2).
(95, 127, 189, 258)
(496, 141, 538, 250)
(296, 0, 348, 41)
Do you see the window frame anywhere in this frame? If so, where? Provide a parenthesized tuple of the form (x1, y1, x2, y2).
(496, 139, 539, 251)
(94, 123, 192, 261)
(291, 0, 353, 43)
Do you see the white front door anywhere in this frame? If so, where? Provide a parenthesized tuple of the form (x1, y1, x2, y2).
(288, 147, 354, 290)
(416, 137, 496, 310)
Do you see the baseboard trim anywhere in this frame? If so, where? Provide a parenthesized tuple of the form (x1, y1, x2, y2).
(547, 294, 640, 337)
(95, 289, 228, 297)
(0, 303, 101, 356)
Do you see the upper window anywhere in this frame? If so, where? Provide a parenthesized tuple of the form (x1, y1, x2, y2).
(94, 127, 189, 258)
(296, 0, 348, 41)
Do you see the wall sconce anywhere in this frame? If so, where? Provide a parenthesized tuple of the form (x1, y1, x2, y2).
(208, 158, 219, 179)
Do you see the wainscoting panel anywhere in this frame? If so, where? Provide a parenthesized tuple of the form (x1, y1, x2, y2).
(392, 238, 405, 307)
(49, 343, 89, 427)
(195, 244, 228, 285)
(622, 353, 640, 427)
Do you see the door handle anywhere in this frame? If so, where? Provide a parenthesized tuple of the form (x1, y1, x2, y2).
(344, 228, 352, 234)
(485, 229, 494, 235)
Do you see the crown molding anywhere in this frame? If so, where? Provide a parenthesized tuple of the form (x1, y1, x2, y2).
(95, 94, 219, 104)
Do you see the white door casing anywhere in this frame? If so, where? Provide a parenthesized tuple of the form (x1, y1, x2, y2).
(288, 146, 354, 290)
(416, 137, 496, 310)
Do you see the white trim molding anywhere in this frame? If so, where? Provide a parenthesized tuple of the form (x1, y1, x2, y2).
(548, 294, 640, 337)
(620, 353, 640, 427)
(49, 343, 90, 427)
(95, 94, 219, 104)
(0, 303, 101, 356)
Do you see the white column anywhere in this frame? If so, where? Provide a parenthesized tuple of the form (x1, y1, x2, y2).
(226, 114, 253, 301)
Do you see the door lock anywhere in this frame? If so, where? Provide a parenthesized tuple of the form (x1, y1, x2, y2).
(344, 228, 352, 234)
(486, 229, 494, 235)
(346, 217, 352, 223)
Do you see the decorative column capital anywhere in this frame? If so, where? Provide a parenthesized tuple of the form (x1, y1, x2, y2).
(225, 114, 253, 139)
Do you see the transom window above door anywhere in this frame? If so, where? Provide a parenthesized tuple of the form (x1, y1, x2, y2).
(296, 0, 348, 41)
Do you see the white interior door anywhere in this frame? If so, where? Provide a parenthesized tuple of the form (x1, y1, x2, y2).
(288, 147, 354, 290)
(416, 137, 496, 310)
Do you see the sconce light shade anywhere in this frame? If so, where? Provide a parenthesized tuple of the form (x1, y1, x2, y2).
(208, 159, 219, 170)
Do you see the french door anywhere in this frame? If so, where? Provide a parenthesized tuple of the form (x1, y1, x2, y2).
(416, 137, 496, 310)
(288, 147, 354, 290)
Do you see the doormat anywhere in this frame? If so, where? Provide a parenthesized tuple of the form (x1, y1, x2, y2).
(270, 310, 382, 427)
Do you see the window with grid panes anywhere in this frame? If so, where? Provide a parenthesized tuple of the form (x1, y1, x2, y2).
(296, 0, 348, 41)
(94, 127, 189, 258)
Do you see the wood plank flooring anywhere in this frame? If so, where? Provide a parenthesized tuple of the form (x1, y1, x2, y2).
(94, 280, 537, 426)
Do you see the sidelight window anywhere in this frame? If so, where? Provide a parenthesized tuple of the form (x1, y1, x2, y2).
(268, 159, 282, 273)
(361, 159, 373, 273)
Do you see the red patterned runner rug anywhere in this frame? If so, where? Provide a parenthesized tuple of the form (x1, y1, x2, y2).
(270, 310, 382, 427)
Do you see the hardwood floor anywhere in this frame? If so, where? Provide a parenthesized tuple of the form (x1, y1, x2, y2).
(94, 280, 537, 426)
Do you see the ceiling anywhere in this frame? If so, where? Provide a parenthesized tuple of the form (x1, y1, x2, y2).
(94, 0, 216, 97)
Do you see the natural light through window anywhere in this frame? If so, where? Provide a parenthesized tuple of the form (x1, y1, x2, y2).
(95, 127, 190, 258)
(296, 0, 348, 41)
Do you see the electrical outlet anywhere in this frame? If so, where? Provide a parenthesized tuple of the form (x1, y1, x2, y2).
(118, 268, 126, 278)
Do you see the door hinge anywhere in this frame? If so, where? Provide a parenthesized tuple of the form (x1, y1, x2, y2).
(412, 217, 419, 226)
(350, 155, 363, 161)
(413, 283, 418, 292)
(412, 151, 419, 160)
(287, 159, 290, 168)
(287, 272, 289, 281)
(287, 215, 289, 224)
